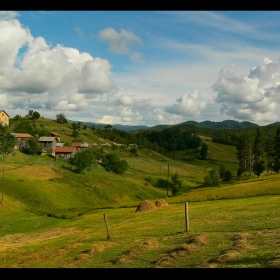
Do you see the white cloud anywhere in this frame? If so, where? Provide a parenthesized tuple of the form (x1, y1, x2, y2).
(98, 27, 143, 54)
(212, 57, 280, 124)
(165, 90, 207, 117)
(0, 11, 19, 20)
(151, 108, 183, 125)
(0, 18, 117, 114)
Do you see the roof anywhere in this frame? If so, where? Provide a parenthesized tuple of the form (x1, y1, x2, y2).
(0, 110, 9, 117)
(16, 133, 33, 138)
(55, 146, 76, 153)
(51, 131, 60, 137)
(72, 142, 89, 147)
(39, 137, 56, 142)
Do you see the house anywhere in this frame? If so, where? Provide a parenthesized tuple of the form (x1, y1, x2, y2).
(72, 142, 90, 152)
(39, 136, 57, 156)
(0, 110, 9, 126)
(51, 131, 61, 142)
(11, 133, 33, 150)
(54, 146, 77, 160)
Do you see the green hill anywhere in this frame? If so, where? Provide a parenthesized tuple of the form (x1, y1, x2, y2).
(0, 116, 280, 268)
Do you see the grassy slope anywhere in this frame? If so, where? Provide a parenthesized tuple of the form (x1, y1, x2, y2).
(0, 117, 280, 267)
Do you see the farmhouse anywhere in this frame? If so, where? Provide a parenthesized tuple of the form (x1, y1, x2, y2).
(51, 131, 61, 142)
(11, 133, 33, 150)
(39, 136, 57, 156)
(0, 110, 9, 126)
(54, 146, 77, 160)
(72, 142, 90, 152)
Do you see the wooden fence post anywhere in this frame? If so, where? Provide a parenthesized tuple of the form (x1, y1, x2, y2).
(103, 214, 111, 239)
(185, 202, 189, 232)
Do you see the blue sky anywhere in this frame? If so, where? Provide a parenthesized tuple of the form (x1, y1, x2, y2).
(1, 11, 280, 127)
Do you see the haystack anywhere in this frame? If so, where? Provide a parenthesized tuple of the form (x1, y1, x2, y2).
(135, 200, 157, 212)
(155, 199, 168, 207)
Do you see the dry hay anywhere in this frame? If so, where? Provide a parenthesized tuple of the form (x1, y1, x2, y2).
(113, 238, 159, 264)
(135, 200, 157, 212)
(0, 227, 80, 252)
(151, 233, 207, 268)
(155, 199, 168, 207)
(198, 233, 254, 268)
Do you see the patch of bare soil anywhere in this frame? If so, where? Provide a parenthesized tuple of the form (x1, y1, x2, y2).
(135, 200, 157, 212)
(197, 233, 254, 268)
(112, 238, 159, 265)
(151, 233, 207, 268)
(155, 199, 168, 207)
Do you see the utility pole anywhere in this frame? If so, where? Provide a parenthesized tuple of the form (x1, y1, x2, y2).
(167, 160, 170, 198)
(2, 167, 4, 205)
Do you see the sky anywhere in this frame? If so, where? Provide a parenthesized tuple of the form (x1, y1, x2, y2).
(1, 10, 280, 127)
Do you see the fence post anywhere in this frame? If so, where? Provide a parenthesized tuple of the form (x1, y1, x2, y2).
(185, 202, 189, 232)
(103, 214, 111, 239)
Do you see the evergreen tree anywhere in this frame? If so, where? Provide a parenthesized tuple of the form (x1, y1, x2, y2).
(253, 128, 264, 164)
(200, 142, 208, 159)
(171, 172, 182, 196)
(0, 126, 17, 161)
(273, 127, 280, 173)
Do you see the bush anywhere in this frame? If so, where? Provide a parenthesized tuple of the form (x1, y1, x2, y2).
(103, 153, 128, 175)
(204, 170, 221, 187)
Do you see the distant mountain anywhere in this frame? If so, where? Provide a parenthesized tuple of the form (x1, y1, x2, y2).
(192, 120, 259, 129)
(67, 119, 149, 132)
(67, 119, 261, 132)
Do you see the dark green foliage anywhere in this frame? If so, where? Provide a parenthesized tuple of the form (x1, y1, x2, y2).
(31, 111, 40, 120)
(253, 161, 265, 177)
(68, 148, 95, 173)
(22, 137, 42, 156)
(56, 113, 68, 124)
(203, 170, 221, 187)
(0, 126, 17, 161)
(200, 142, 208, 159)
(223, 170, 233, 182)
(273, 127, 280, 173)
(171, 172, 182, 196)
(103, 153, 128, 175)
(219, 165, 226, 179)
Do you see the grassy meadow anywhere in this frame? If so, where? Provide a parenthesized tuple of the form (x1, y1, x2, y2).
(0, 117, 280, 268)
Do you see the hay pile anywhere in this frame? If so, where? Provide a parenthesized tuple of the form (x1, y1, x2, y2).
(155, 199, 168, 207)
(135, 199, 168, 212)
(135, 200, 156, 212)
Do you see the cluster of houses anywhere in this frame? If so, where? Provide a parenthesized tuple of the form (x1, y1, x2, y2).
(1, 110, 92, 160)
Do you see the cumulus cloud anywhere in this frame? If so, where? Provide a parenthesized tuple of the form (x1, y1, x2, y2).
(151, 108, 183, 125)
(212, 57, 280, 123)
(0, 17, 116, 112)
(0, 11, 19, 20)
(98, 27, 143, 54)
(165, 90, 207, 117)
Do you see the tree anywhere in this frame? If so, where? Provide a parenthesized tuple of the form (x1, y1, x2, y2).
(56, 113, 68, 124)
(68, 148, 95, 173)
(253, 161, 265, 177)
(200, 142, 208, 159)
(31, 111, 40, 120)
(0, 126, 17, 161)
(171, 172, 182, 196)
(253, 128, 264, 164)
(22, 137, 42, 156)
(219, 164, 226, 180)
(203, 170, 221, 187)
(103, 153, 128, 175)
(273, 127, 280, 173)
(223, 170, 233, 182)
(28, 110, 34, 118)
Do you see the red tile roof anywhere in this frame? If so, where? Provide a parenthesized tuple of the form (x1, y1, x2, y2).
(55, 146, 76, 153)
(72, 142, 83, 147)
(16, 133, 33, 138)
(51, 131, 60, 136)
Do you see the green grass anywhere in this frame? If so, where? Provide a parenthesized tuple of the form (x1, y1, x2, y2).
(1, 117, 280, 267)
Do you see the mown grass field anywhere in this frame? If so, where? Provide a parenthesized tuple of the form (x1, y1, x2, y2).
(0, 117, 280, 268)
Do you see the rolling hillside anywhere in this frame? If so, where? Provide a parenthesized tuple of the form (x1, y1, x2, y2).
(1, 116, 280, 268)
